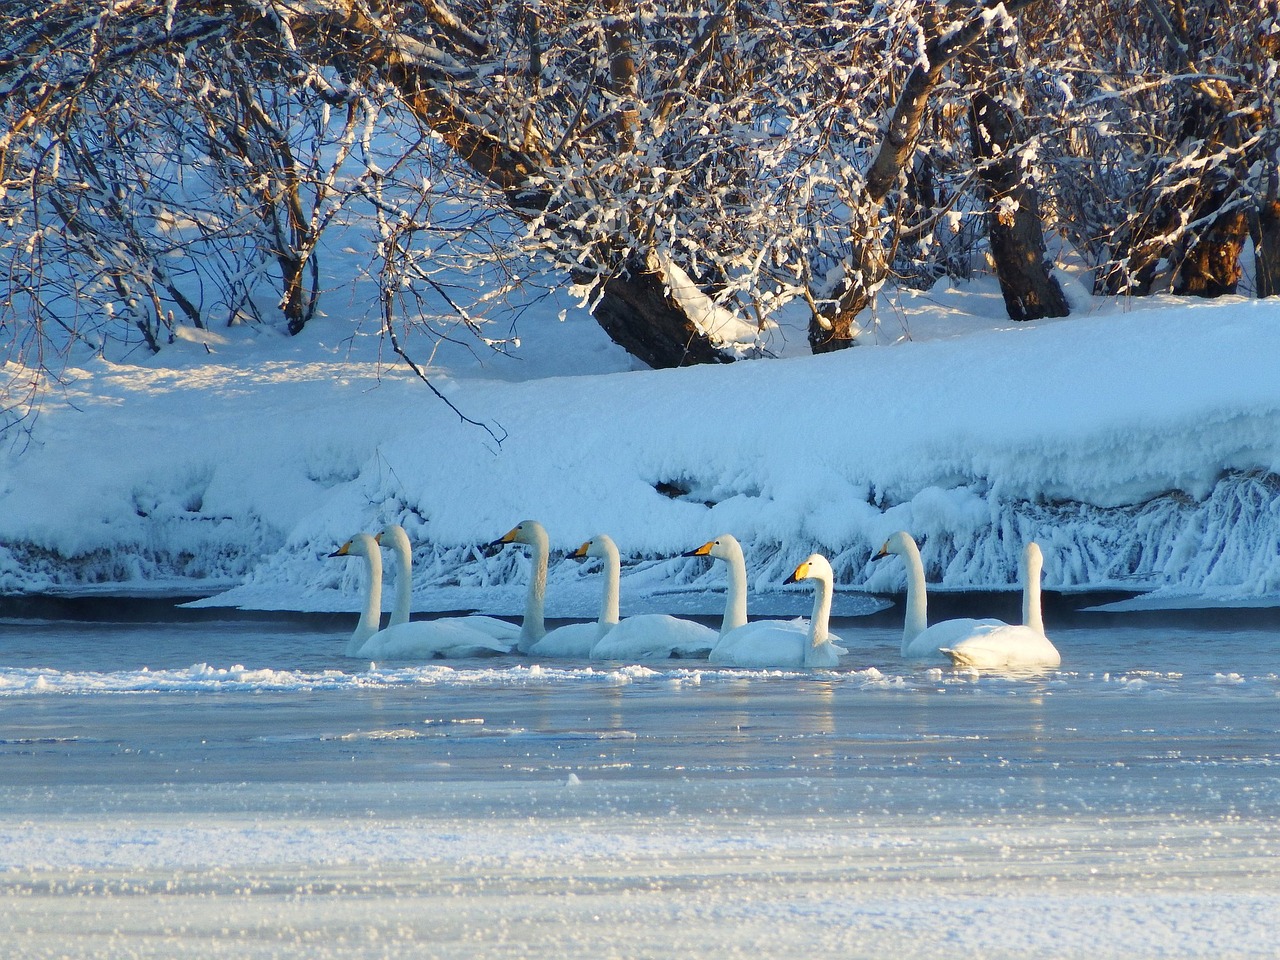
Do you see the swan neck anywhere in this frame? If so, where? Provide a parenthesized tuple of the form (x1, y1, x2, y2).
(348, 544, 383, 654)
(805, 574, 834, 665)
(721, 544, 749, 635)
(900, 540, 929, 653)
(1023, 553, 1044, 634)
(600, 540, 621, 626)
(389, 533, 412, 627)
(521, 529, 549, 646)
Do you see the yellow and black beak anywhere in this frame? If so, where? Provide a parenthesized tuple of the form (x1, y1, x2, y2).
(784, 560, 809, 585)
(327, 540, 353, 558)
(488, 526, 521, 548)
(871, 543, 890, 561)
(681, 540, 714, 558)
(572, 540, 591, 559)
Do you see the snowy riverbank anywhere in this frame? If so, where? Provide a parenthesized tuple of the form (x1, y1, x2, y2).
(3, 282, 1279, 612)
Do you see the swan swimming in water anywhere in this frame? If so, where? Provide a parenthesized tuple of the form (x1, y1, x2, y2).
(491, 520, 598, 656)
(378, 524, 520, 644)
(329, 533, 515, 659)
(872, 530, 1006, 660)
(680, 535, 750, 639)
(940, 542, 1061, 670)
(579, 534, 717, 660)
(706, 553, 846, 669)
(872, 531, 1060, 668)
(328, 533, 386, 656)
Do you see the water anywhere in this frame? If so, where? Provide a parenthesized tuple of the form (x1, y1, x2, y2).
(1, 597, 1278, 959)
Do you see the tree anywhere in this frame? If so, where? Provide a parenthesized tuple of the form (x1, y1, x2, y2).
(809, 0, 1052, 352)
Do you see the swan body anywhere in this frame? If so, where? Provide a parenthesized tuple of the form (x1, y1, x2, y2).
(940, 542, 1061, 670)
(379, 524, 519, 643)
(330, 533, 513, 659)
(681, 535, 750, 637)
(706, 553, 846, 669)
(872, 531, 1004, 660)
(578, 535, 716, 660)
(357, 618, 519, 660)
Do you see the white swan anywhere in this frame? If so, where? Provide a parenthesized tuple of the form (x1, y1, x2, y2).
(872, 530, 1006, 659)
(491, 519, 594, 656)
(940, 542, 1062, 670)
(579, 535, 717, 661)
(705, 553, 847, 669)
(328, 533, 385, 656)
(329, 533, 514, 659)
(378, 524, 520, 643)
(681, 535, 750, 638)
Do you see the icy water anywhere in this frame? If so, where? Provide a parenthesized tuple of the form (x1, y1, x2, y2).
(1, 596, 1278, 959)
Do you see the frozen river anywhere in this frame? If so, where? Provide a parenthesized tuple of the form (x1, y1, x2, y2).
(1, 596, 1278, 959)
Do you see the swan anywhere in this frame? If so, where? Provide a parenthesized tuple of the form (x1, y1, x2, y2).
(328, 533, 385, 656)
(491, 520, 594, 656)
(329, 533, 515, 659)
(579, 535, 717, 661)
(680, 535, 750, 638)
(378, 524, 520, 643)
(872, 530, 1005, 660)
(704, 553, 847, 669)
(940, 542, 1062, 670)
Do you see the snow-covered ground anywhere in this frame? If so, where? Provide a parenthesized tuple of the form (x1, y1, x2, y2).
(3, 279, 1279, 616)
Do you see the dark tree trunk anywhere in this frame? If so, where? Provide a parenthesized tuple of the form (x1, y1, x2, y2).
(1256, 199, 1280, 298)
(969, 91, 1070, 321)
(810, 219, 887, 354)
(1174, 202, 1249, 296)
(590, 259, 735, 368)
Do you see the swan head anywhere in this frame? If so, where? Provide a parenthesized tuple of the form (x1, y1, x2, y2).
(375, 524, 410, 550)
(328, 532, 377, 558)
(682, 534, 742, 563)
(784, 553, 833, 585)
(872, 530, 919, 562)
(573, 534, 616, 560)
(490, 520, 547, 548)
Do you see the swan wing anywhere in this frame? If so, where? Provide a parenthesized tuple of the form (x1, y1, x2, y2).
(590, 615, 716, 661)
(942, 624, 1061, 670)
(526, 621, 600, 659)
(434, 615, 521, 643)
(904, 617, 1007, 660)
(354, 619, 516, 660)
(708, 619, 812, 669)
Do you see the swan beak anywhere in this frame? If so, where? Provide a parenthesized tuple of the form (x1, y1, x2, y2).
(871, 544, 890, 561)
(784, 561, 809, 585)
(572, 540, 591, 559)
(328, 540, 352, 558)
(373, 533, 384, 545)
(682, 541, 714, 558)
(488, 526, 520, 548)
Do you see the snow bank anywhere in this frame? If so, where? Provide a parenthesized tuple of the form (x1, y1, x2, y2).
(3, 287, 1279, 610)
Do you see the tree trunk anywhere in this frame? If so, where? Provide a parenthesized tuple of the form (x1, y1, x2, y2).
(969, 91, 1070, 321)
(1256, 199, 1280, 298)
(589, 258, 735, 368)
(1173, 202, 1249, 296)
(809, 217, 887, 354)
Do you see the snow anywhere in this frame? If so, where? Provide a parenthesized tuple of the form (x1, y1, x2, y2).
(3, 278, 1280, 612)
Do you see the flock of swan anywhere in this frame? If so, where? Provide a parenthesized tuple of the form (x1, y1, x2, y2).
(329, 521, 1062, 671)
